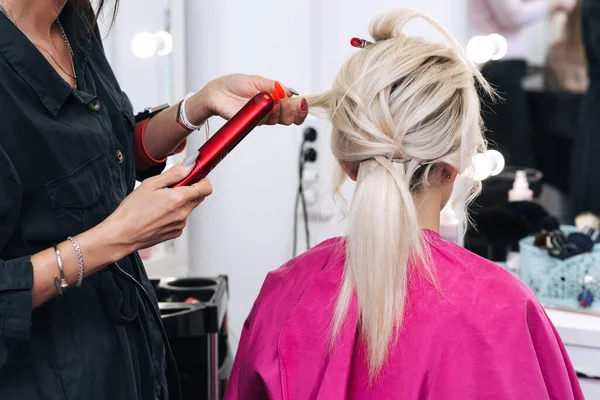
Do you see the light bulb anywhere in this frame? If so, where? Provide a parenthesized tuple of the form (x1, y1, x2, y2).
(488, 34, 508, 61)
(466, 36, 494, 64)
(485, 150, 505, 176)
(155, 31, 173, 56)
(131, 32, 157, 58)
(473, 153, 492, 181)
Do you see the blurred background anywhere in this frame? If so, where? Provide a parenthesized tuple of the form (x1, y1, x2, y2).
(100, 1, 600, 397)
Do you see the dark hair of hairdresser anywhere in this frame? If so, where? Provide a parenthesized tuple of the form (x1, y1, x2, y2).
(70, 0, 119, 32)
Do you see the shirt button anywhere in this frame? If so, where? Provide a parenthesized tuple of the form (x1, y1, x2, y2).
(116, 150, 124, 164)
(88, 99, 101, 112)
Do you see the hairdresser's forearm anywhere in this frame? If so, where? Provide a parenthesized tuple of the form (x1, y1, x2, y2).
(143, 89, 212, 160)
(30, 222, 131, 308)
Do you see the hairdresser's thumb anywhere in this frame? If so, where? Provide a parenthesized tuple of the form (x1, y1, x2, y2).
(148, 157, 195, 189)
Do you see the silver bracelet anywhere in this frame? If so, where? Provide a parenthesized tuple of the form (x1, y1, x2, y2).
(53, 244, 68, 295)
(179, 92, 202, 131)
(68, 236, 84, 287)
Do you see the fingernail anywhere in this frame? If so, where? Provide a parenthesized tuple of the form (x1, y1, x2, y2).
(272, 89, 279, 105)
(182, 155, 197, 167)
(285, 86, 299, 96)
(300, 98, 308, 112)
(274, 81, 286, 99)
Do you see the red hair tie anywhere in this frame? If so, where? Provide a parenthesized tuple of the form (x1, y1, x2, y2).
(350, 37, 373, 49)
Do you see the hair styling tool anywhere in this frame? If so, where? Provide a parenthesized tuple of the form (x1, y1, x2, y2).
(172, 92, 275, 187)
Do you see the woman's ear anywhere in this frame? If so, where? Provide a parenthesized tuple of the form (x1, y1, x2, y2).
(341, 161, 359, 181)
(432, 162, 458, 185)
(442, 163, 458, 184)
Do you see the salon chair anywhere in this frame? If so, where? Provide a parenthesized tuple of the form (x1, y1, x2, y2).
(151, 276, 232, 400)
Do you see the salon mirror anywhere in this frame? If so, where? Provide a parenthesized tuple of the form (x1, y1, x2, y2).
(98, 0, 185, 110)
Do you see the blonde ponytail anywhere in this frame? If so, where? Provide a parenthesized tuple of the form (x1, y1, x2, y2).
(334, 157, 429, 378)
(307, 7, 491, 380)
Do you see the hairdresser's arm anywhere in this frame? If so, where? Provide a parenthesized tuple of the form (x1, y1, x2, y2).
(9, 163, 211, 311)
(28, 222, 129, 308)
(32, 167, 209, 308)
(486, 0, 550, 29)
(141, 74, 309, 161)
(140, 102, 196, 162)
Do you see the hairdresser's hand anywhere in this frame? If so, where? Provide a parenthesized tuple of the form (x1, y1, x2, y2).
(189, 74, 309, 126)
(550, 0, 576, 12)
(103, 163, 212, 253)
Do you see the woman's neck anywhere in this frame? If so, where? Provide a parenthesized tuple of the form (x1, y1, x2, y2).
(1, 0, 67, 36)
(414, 189, 443, 233)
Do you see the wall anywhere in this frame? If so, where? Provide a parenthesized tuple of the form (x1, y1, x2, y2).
(184, 0, 471, 342)
(184, 0, 314, 345)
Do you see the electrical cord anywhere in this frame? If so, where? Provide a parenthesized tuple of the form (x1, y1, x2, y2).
(292, 140, 312, 257)
(299, 155, 310, 250)
(292, 189, 300, 257)
(292, 140, 305, 257)
(293, 127, 318, 257)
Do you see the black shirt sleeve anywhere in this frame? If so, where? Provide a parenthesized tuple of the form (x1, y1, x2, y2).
(0, 145, 34, 358)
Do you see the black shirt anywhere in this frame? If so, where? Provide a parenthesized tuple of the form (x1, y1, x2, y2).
(0, 6, 172, 400)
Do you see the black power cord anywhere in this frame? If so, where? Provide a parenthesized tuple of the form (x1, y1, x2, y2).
(293, 128, 317, 257)
(293, 143, 310, 257)
(299, 148, 316, 247)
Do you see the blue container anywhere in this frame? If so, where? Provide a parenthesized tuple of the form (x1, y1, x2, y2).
(519, 226, 600, 309)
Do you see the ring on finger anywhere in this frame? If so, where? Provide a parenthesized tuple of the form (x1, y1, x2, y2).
(191, 185, 203, 202)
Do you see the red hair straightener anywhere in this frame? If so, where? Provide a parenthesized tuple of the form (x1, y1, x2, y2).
(172, 92, 275, 187)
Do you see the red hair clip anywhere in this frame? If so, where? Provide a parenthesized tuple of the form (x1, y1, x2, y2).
(350, 37, 373, 49)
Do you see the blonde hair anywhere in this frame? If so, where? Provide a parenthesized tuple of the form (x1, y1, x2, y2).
(307, 8, 492, 379)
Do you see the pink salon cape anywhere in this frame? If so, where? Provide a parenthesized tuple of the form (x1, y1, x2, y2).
(225, 230, 584, 399)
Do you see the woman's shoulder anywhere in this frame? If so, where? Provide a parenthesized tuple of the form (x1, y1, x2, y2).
(262, 237, 345, 291)
(247, 238, 346, 335)
(428, 235, 538, 308)
(403, 239, 583, 400)
(406, 237, 555, 358)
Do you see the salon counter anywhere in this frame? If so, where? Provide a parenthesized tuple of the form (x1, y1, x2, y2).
(545, 307, 600, 397)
